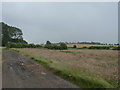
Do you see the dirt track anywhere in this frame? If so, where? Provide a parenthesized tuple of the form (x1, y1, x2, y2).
(2, 49, 79, 88)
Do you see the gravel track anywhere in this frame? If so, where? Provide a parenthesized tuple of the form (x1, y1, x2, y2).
(2, 49, 79, 88)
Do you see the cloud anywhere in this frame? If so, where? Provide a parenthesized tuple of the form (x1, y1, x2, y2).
(2, 2, 118, 44)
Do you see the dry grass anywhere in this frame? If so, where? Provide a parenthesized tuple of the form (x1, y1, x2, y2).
(16, 48, 118, 79)
(15, 48, 118, 87)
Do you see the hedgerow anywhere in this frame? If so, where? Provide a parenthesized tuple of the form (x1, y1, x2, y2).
(6, 42, 43, 48)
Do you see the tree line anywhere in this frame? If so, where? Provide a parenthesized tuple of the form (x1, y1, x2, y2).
(62, 41, 119, 45)
(1, 22, 68, 50)
(6, 41, 68, 50)
(1, 22, 119, 50)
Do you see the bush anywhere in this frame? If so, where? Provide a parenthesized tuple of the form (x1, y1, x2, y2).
(44, 44, 61, 50)
(112, 47, 120, 50)
(44, 43, 67, 50)
(73, 45, 77, 48)
(36, 44, 43, 48)
(88, 46, 110, 50)
(6, 42, 43, 48)
(29, 44, 36, 48)
(60, 43, 67, 50)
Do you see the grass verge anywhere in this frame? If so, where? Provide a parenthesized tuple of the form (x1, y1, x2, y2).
(28, 56, 113, 88)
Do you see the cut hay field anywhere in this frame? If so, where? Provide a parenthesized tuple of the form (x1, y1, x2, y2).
(13, 48, 119, 88)
(67, 44, 118, 48)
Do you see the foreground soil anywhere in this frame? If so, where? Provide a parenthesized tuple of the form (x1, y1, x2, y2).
(2, 49, 79, 88)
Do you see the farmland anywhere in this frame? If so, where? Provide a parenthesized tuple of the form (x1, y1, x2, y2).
(13, 48, 119, 88)
(67, 44, 118, 48)
(1, 2, 119, 88)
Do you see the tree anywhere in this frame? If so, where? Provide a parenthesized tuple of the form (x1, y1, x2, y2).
(46, 41, 51, 45)
(73, 45, 77, 48)
(1, 22, 27, 46)
(60, 43, 67, 50)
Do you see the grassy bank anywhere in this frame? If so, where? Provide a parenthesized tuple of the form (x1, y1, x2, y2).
(10, 48, 118, 88)
(30, 56, 112, 88)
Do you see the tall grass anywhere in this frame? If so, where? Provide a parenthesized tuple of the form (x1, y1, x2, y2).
(10, 49, 118, 88)
(29, 56, 113, 88)
(11, 48, 115, 88)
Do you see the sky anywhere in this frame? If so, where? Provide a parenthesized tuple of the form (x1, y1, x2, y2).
(1, 2, 118, 44)
(0, 2, 2, 23)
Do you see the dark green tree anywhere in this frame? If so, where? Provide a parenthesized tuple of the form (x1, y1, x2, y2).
(46, 41, 51, 45)
(60, 43, 67, 50)
(73, 45, 77, 48)
(1, 22, 27, 46)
